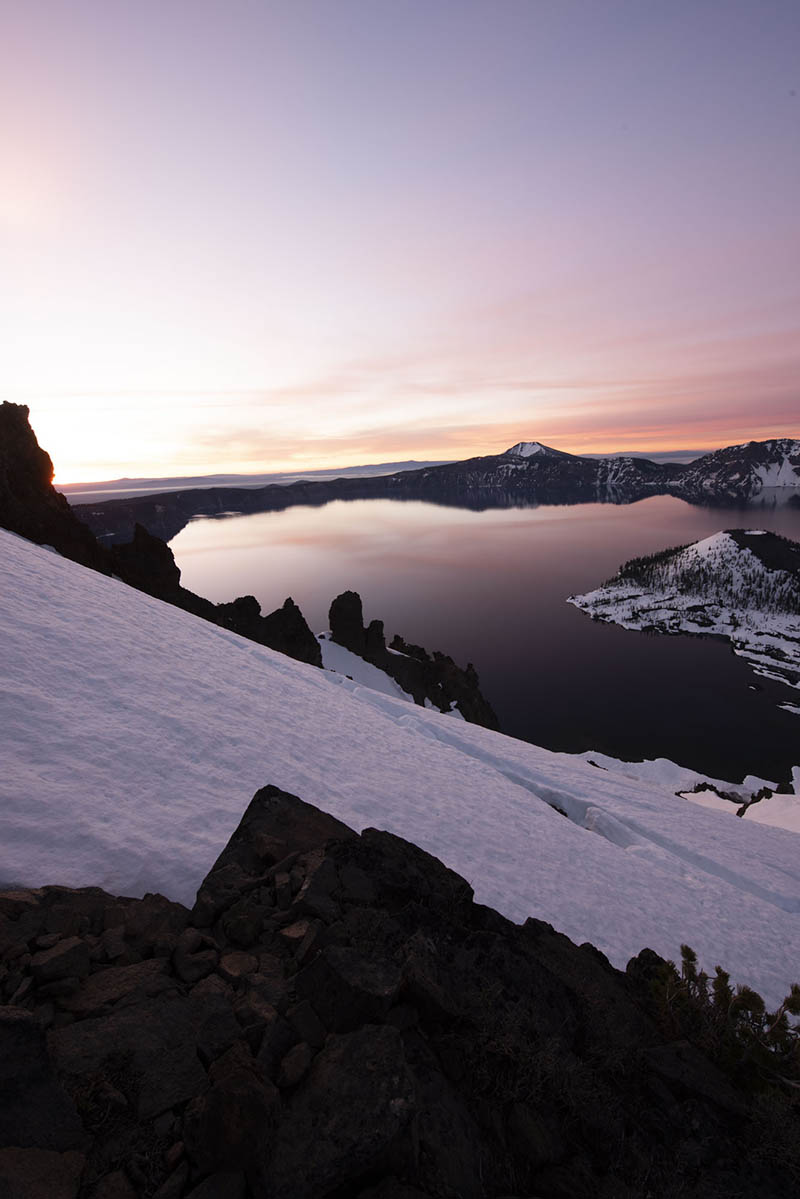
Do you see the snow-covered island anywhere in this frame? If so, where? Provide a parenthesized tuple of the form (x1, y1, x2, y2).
(569, 529, 800, 714)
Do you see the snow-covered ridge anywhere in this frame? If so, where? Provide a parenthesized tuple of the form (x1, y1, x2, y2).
(570, 529, 800, 703)
(3, 527, 800, 1006)
(679, 438, 800, 498)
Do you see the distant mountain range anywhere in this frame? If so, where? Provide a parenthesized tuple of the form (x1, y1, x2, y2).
(58, 459, 451, 504)
(73, 437, 800, 544)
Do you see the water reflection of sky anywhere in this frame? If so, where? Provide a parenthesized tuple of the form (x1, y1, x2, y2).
(171, 496, 800, 785)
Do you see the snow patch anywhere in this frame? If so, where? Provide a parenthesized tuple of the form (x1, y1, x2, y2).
(318, 634, 414, 703)
(755, 458, 800, 488)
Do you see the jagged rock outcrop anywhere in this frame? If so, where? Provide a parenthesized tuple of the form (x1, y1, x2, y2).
(387, 633, 498, 728)
(328, 591, 499, 729)
(110, 523, 183, 596)
(1, 784, 798, 1198)
(328, 590, 385, 659)
(328, 590, 368, 654)
(0, 405, 321, 669)
(0, 402, 110, 572)
(216, 596, 321, 668)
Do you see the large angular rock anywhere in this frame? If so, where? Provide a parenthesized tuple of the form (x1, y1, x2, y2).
(61, 957, 172, 1017)
(328, 590, 367, 654)
(0, 1007, 85, 1151)
(185, 1170, 246, 1199)
(183, 1061, 279, 1176)
(89, 1170, 138, 1199)
(254, 1009, 297, 1080)
(123, 891, 188, 954)
(48, 994, 207, 1120)
(356, 1182, 431, 1199)
(0, 1148, 85, 1199)
(296, 945, 400, 1032)
(401, 1059, 484, 1199)
(264, 1025, 415, 1199)
(187, 979, 241, 1066)
(193, 785, 355, 926)
(292, 854, 340, 923)
(335, 827, 474, 919)
(173, 927, 218, 983)
(29, 936, 90, 984)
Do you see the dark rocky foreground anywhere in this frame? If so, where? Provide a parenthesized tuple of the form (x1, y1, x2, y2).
(2, 786, 798, 1199)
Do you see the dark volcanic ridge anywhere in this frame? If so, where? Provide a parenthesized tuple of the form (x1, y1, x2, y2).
(58, 459, 453, 505)
(2, 784, 799, 1199)
(71, 436, 800, 546)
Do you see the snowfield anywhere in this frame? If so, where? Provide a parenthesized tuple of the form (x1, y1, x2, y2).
(3, 528, 800, 1006)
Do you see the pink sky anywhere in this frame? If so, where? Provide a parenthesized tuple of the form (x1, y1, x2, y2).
(2, 1, 798, 482)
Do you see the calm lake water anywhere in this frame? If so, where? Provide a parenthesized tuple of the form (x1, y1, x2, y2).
(170, 493, 800, 786)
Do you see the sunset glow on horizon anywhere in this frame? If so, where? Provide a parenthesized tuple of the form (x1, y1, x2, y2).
(3, 1, 798, 484)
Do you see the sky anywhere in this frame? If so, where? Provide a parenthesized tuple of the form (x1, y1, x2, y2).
(2, 0, 798, 483)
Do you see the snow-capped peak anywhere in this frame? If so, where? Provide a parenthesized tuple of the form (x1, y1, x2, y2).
(504, 440, 565, 458)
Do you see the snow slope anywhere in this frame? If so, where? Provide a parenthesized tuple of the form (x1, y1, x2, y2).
(317, 634, 414, 703)
(755, 456, 800, 488)
(3, 529, 800, 1005)
(572, 752, 800, 832)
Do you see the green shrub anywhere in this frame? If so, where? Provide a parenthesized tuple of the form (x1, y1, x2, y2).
(649, 944, 800, 1091)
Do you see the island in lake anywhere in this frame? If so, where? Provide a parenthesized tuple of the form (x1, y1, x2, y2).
(569, 529, 800, 714)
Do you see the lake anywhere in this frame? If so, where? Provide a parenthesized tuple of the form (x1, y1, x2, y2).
(170, 492, 800, 786)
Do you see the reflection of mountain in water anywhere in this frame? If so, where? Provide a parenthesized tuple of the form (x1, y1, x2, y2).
(740, 488, 800, 512)
(73, 437, 800, 545)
